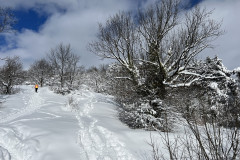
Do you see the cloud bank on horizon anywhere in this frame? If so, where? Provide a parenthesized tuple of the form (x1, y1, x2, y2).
(0, 0, 239, 69)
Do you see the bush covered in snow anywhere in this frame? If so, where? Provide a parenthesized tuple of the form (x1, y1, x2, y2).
(107, 55, 240, 131)
(165, 56, 240, 127)
(119, 99, 176, 131)
(77, 65, 109, 93)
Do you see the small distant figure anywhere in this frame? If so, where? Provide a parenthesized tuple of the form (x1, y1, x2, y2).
(35, 84, 39, 93)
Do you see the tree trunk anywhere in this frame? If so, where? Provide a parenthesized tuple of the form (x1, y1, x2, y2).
(40, 78, 43, 87)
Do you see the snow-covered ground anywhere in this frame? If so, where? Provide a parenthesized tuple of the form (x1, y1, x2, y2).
(0, 85, 157, 160)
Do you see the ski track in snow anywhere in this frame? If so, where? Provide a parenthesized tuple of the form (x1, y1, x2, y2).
(0, 91, 44, 124)
(0, 88, 44, 160)
(0, 86, 136, 160)
(0, 125, 40, 160)
(74, 90, 135, 160)
(0, 146, 11, 160)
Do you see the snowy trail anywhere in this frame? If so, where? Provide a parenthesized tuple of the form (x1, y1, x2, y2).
(0, 90, 44, 123)
(70, 87, 135, 160)
(0, 85, 152, 160)
(0, 86, 81, 160)
(0, 87, 45, 160)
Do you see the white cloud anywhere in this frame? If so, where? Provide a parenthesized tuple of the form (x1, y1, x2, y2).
(199, 0, 240, 69)
(0, 0, 133, 69)
(1, 0, 239, 70)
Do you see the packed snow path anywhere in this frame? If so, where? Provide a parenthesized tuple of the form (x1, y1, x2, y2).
(0, 86, 143, 160)
(70, 87, 134, 160)
(0, 86, 81, 160)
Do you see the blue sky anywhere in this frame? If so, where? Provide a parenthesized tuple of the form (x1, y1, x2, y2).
(13, 10, 48, 32)
(12, 0, 203, 32)
(0, 0, 239, 69)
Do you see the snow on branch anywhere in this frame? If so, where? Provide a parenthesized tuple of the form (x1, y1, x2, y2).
(114, 77, 132, 81)
(0, 57, 8, 61)
(164, 79, 200, 88)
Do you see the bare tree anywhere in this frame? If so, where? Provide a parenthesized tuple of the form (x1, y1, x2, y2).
(148, 105, 240, 160)
(0, 7, 16, 61)
(89, 0, 224, 131)
(89, 11, 141, 86)
(48, 43, 80, 90)
(89, 0, 223, 98)
(0, 56, 23, 94)
(28, 58, 52, 87)
(0, 7, 16, 33)
(139, 3, 222, 92)
(66, 53, 80, 87)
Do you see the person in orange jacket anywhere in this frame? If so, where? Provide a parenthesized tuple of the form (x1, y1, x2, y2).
(35, 84, 39, 93)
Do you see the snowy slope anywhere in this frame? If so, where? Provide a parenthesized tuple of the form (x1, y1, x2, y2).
(0, 86, 81, 160)
(0, 85, 156, 160)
